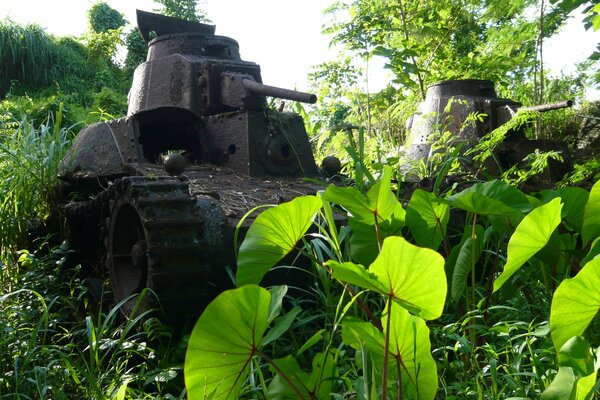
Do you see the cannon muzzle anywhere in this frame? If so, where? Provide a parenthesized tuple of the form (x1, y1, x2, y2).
(521, 99, 574, 113)
(242, 79, 317, 104)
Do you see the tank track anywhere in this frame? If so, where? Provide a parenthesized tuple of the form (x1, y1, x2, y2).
(105, 176, 232, 320)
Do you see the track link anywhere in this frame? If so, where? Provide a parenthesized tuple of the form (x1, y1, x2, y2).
(106, 177, 232, 320)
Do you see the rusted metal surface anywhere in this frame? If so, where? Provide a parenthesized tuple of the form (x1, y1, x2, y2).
(406, 79, 520, 161)
(136, 9, 215, 43)
(521, 99, 573, 113)
(242, 79, 317, 104)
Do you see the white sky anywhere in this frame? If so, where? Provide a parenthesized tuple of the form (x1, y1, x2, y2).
(0, 0, 598, 97)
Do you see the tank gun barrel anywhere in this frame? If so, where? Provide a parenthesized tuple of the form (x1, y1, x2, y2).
(521, 99, 573, 113)
(242, 79, 317, 104)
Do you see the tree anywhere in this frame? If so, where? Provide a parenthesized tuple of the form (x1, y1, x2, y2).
(323, 0, 542, 101)
(88, 1, 126, 34)
(124, 29, 148, 77)
(153, 0, 210, 23)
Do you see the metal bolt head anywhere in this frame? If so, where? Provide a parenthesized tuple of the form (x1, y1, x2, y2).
(321, 156, 341, 176)
(164, 153, 186, 175)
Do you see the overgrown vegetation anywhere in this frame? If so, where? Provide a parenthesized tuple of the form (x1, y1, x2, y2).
(1, 0, 600, 398)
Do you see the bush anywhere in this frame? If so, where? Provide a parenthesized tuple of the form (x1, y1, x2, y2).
(0, 109, 72, 263)
(91, 87, 128, 118)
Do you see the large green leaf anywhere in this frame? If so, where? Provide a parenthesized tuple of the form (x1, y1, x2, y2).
(267, 351, 337, 399)
(328, 236, 446, 320)
(406, 189, 450, 250)
(537, 188, 590, 233)
(236, 196, 322, 286)
(493, 197, 563, 292)
(184, 285, 273, 400)
(541, 336, 599, 400)
(348, 201, 405, 265)
(448, 180, 531, 214)
(323, 166, 398, 224)
(450, 191, 522, 216)
(550, 256, 600, 351)
(582, 180, 600, 245)
(342, 304, 438, 399)
(451, 225, 484, 302)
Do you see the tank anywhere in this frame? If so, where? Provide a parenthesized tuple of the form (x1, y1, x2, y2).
(405, 79, 573, 180)
(58, 10, 325, 320)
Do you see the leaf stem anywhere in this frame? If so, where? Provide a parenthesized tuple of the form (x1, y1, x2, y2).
(259, 351, 307, 400)
(382, 296, 392, 400)
(374, 213, 383, 252)
(470, 215, 477, 310)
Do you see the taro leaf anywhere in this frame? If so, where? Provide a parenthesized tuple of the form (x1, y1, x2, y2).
(365, 166, 397, 223)
(581, 237, 600, 267)
(322, 185, 370, 221)
(323, 166, 397, 224)
(342, 304, 438, 400)
(550, 256, 600, 351)
(262, 306, 302, 347)
(349, 201, 405, 265)
(541, 336, 599, 400)
(236, 196, 322, 286)
(493, 197, 563, 292)
(449, 191, 521, 216)
(267, 285, 288, 323)
(387, 304, 437, 400)
(541, 367, 579, 400)
(406, 189, 450, 250)
(538, 188, 589, 233)
(185, 285, 272, 400)
(267, 351, 337, 400)
(451, 225, 485, 302)
(448, 179, 531, 214)
(582, 180, 600, 245)
(328, 236, 446, 320)
(557, 336, 596, 377)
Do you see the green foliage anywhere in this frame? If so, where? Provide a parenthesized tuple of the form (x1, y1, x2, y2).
(236, 196, 322, 286)
(328, 236, 447, 320)
(493, 198, 563, 292)
(549, 256, 600, 351)
(582, 179, 600, 246)
(92, 87, 128, 118)
(343, 304, 439, 399)
(1, 244, 185, 398)
(88, 2, 126, 34)
(124, 29, 148, 77)
(0, 109, 72, 263)
(0, 21, 59, 96)
(184, 285, 274, 399)
(323, 0, 539, 99)
(542, 253, 600, 400)
(153, 0, 210, 23)
(186, 164, 600, 398)
(84, 27, 124, 65)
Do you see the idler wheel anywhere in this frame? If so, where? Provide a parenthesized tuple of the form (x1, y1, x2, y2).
(107, 198, 149, 315)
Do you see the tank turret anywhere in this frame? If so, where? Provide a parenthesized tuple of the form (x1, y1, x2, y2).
(405, 79, 573, 180)
(63, 10, 318, 185)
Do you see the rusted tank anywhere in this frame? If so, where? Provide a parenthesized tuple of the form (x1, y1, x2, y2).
(405, 79, 573, 179)
(59, 11, 324, 320)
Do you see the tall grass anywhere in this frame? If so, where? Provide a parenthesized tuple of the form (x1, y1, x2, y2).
(0, 106, 72, 273)
(0, 243, 185, 399)
(0, 19, 96, 97)
(0, 20, 56, 94)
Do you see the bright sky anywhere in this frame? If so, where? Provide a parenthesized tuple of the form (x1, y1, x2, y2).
(0, 0, 598, 97)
